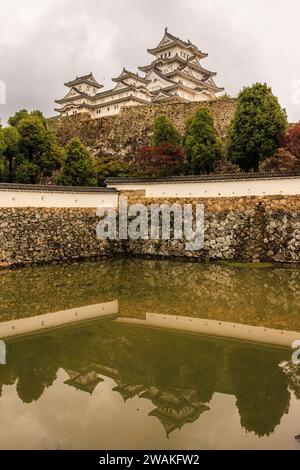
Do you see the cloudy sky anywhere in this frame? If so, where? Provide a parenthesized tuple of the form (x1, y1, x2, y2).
(0, 0, 299, 123)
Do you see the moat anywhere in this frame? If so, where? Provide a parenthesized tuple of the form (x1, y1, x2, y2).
(0, 258, 299, 450)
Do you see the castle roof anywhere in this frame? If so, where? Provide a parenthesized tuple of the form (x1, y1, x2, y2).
(55, 87, 91, 104)
(112, 68, 149, 84)
(149, 403, 209, 437)
(113, 384, 146, 401)
(138, 54, 188, 73)
(64, 73, 103, 89)
(147, 28, 208, 60)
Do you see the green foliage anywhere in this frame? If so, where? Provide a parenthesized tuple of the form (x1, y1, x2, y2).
(227, 83, 288, 172)
(0, 126, 5, 155)
(0, 128, 6, 181)
(16, 115, 62, 182)
(152, 114, 181, 146)
(95, 155, 131, 186)
(183, 108, 223, 174)
(2, 126, 21, 182)
(8, 109, 29, 127)
(14, 161, 40, 184)
(57, 138, 97, 186)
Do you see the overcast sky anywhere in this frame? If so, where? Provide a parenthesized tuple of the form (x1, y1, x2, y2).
(0, 0, 299, 124)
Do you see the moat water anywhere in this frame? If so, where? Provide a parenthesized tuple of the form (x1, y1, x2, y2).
(0, 258, 300, 450)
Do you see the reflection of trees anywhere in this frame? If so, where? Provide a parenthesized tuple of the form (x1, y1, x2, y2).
(0, 323, 293, 438)
(6, 337, 59, 404)
(228, 347, 290, 437)
(280, 362, 300, 400)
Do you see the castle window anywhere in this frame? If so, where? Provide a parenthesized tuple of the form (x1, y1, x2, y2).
(168, 52, 171, 57)
(107, 107, 110, 111)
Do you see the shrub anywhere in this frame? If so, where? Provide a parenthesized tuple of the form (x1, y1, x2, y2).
(132, 144, 185, 178)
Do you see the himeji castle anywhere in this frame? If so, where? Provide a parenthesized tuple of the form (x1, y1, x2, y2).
(55, 28, 224, 119)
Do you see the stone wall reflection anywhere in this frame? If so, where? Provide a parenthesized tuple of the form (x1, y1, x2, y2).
(1, 259, 300, 331)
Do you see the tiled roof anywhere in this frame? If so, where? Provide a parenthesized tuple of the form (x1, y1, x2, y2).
(0, 183, 118, 193)
(106, 172, 300, 185)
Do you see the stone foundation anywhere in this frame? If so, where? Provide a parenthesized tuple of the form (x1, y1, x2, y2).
(0, 192, 299, 266)
(52, 98, 236, 158)
(0, 208, 112, 266)
(121, 192, 300, 263)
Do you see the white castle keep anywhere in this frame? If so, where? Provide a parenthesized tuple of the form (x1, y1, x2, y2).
(55, 28, 223, 119)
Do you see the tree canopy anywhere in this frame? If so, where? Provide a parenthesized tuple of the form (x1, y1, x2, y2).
(227, 83, 288, 172)
(152, 114, 181, 146)
(183, 108, 223, 174)
(57, 138, 97, 186)
(95, 155, 131, 186)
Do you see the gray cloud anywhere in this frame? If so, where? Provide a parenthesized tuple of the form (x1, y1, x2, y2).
(0, 0, 299, 124)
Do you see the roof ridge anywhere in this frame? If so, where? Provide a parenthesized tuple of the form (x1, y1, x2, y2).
(105, 172, 300, 185)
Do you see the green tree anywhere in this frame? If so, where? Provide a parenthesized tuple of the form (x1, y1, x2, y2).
(57, 138, 97, 186)
(0, 127, 5, 180)
(152, 114, 181, 146)
(95, 155, 131, 186)
(8, 109, 29, 127)
(183, 108, 223, 174)
(2, 126, 20, 182)
(227, 83, 288, 172)
(16, 115, 62, 182)
(14, 161, 40, 184)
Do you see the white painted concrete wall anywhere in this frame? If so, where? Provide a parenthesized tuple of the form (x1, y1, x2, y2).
(0, 189, 118, 208)
(107, 177, 300, 198)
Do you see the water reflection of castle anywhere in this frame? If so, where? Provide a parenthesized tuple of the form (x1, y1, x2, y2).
(63, 365, 209, 436)
(1, 301, 300, 439)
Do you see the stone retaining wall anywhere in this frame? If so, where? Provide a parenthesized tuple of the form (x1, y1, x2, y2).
(0, 208, 113, 267)
(52, 98, 236, 158)
(118, 191, 300, 263)
(0, 192, 299, 266)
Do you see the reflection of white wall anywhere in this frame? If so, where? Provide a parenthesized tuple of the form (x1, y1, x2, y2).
(116, 313, 300, 348)
(107, 177, 300, 198)
(0, 80, 6, 104)
(0, 189, 118, 208)
(0, 340, 6, 364)
(0, 301, 119, 339)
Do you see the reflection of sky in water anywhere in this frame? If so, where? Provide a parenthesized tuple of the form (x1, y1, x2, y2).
(0, 370, 299, 451)
(0, 322, 299, 449)
(0, 258, 300, 449)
